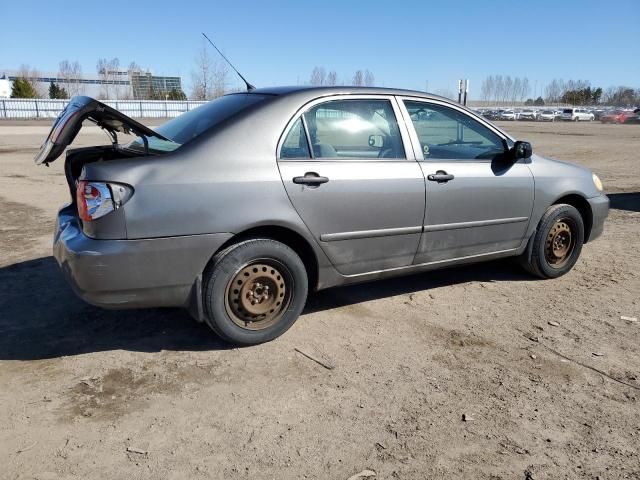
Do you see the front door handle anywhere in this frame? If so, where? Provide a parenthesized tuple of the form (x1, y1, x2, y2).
(427, 170, 454, 183)
(293, 172, 329, 186)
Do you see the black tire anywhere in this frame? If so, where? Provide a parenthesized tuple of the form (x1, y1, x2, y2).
(520, 204, 584, 279)
(203, 239, 308, 345)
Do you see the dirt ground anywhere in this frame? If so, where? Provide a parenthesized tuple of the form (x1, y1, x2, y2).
(0, 120, 638, 480)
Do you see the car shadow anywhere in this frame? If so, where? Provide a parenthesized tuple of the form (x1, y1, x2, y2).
(0, 256, 534, 361)
(0, 257, 230, 361)
(608, 192, 640, 213)
(305, 259, 533, 313)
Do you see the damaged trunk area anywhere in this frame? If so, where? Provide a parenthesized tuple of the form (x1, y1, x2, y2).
(63, 146, 144, 205)
(62, 146, 146, 240)
(33, 96, 171, 238)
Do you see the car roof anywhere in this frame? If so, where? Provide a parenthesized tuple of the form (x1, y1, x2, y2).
(235, 85, 453, 102)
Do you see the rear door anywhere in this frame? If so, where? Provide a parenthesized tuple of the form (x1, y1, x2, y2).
(277, 96, 425, 276)
(399, 98, 534, 264)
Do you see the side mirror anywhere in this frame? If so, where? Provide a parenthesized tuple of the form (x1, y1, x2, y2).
(368, 134, 384, 148)
(511, 140, 532, 161)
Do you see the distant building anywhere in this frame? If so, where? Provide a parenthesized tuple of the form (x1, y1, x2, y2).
(0, 68, 183, 99)
(130, 71, 182, 99)
(0, 76, 11, 98)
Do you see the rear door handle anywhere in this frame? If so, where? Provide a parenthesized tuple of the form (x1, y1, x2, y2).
(427, 170, 454, 183)
(293, 172, 329, 186)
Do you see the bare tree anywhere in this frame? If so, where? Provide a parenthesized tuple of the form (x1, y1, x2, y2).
(310, 67, 326, 86)
(191, 42, 230, 100)
(58, 60, 83, 97)
(512, 77, 522, 104)
(191, 43, 214, 100)
(326, 70, 337, 86)
(96, 58, 109, 98)
(364, 70, 375, 87)
(502, 76, 513, 104)
(212, 62, 229, 98)
(352, 70, 364, 86)
(96, 57, 121, 99)
(545, 78, 564, 104)
(520, 77, 530, 103)
(494, 75, 504, 105)
(480, 75, 493, 103)
(17, 64, 45, 98)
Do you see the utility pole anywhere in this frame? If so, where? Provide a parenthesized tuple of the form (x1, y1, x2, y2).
(463, 79, 469, 106)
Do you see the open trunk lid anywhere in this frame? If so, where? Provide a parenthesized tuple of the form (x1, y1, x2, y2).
(34, 96, 169, 165)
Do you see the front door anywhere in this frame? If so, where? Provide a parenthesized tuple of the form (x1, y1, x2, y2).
(400, 99, 534, 264)
(278, 97, 425, 276)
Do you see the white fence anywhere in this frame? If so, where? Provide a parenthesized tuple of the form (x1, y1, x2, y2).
(0, 99, 208, 119)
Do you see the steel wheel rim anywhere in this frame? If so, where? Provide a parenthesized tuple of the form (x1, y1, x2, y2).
(544, 218, 576, 268)
(224, 258, 293, 330)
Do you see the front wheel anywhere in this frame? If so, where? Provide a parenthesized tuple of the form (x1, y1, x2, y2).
(520, 204, 584, 279)
(203, 239, 308, 345)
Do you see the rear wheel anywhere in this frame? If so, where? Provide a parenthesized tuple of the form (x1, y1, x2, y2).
(520, 204, 584, 279)
(203, 239, 308, 345)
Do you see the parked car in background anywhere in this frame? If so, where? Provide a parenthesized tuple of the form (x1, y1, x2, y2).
(601, 110, 638, 124)
(519, 109, 538, 121)
(561, 108, 595, 121)
(500, 109, 517, 120)
(35, 88, 609, 345)
(538, 110, 557, 122)
(481, 110, 497, 120)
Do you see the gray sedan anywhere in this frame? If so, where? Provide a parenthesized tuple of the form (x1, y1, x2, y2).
(36, 87, 609, 345)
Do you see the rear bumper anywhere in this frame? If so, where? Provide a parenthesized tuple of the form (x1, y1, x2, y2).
(53, 205, 233, 309)
(587, 194, 609, 242)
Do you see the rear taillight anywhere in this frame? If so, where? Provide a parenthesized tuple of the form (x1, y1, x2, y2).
(76, 181, 132, 222)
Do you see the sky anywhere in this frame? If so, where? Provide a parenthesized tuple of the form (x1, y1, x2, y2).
(1, 0, 638, 99)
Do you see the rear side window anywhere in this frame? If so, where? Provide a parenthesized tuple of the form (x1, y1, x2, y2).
(301, 99, 405, 159)
(280, 118, 311, 159)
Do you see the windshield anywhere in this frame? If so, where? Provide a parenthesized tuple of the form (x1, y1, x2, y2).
(126, 93, 270, 153)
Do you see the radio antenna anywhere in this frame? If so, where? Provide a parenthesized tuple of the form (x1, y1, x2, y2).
(201, 32, 255, 91)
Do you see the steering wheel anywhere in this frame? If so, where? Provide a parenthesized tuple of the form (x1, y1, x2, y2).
(378, 148, 394, 158)
(411, 108, 429, 120)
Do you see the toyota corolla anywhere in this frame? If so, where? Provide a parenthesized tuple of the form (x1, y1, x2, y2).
(36, 87, 609, 345)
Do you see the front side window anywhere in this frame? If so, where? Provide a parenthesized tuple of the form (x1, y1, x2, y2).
(301, 99, 405, 159)
(404, 101, 506, 161)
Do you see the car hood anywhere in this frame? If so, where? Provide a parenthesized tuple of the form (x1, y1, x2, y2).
(34, 96, 169, 165)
